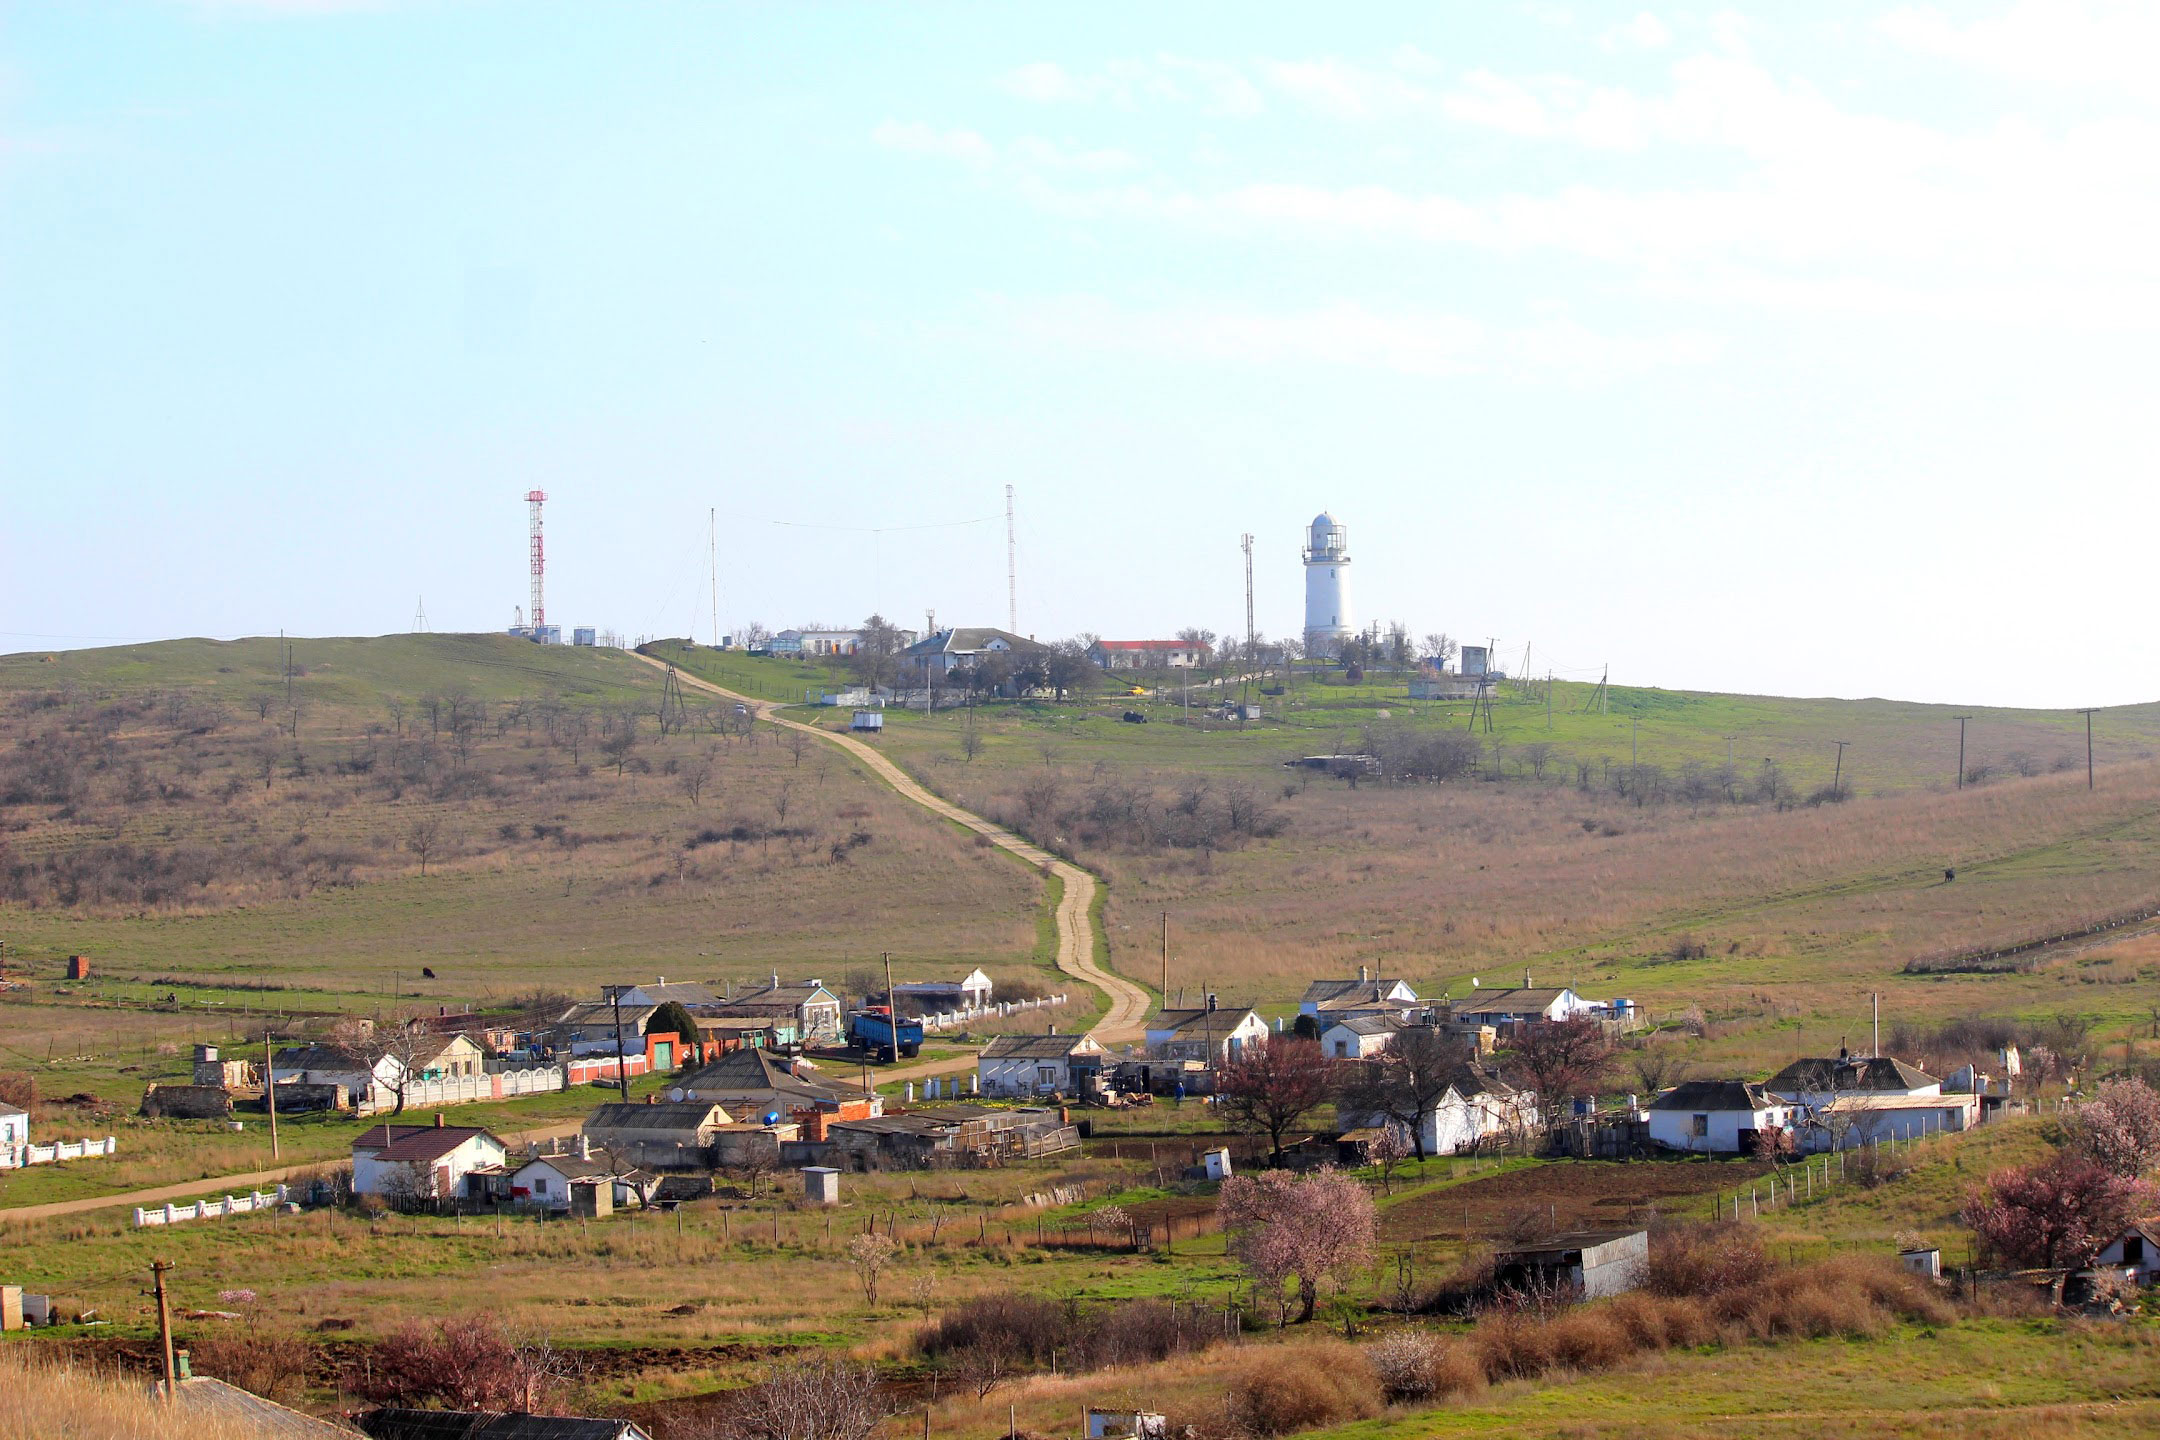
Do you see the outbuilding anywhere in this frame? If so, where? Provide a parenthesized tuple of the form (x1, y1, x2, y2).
(1494, 1228, 1649, 1301)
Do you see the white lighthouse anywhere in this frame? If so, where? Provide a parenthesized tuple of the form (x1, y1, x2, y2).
(1302, 511, 1353, 655)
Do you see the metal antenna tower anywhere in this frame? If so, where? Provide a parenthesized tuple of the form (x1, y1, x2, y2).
(708, 507, 719, 647)
(1005, 484, 1017, 634)
(1240, 533, 1257, 713)
(412, 596, 428, 633)
(525, 490, 548, 630)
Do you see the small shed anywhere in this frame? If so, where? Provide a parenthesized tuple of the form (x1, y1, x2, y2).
(1087, 1411, 1167, 1440)
(803, 1166, 840, 1206)
(851, 710, 884, 732)
(569, 1177, 613, 1219)
(66, 955, 91, 980)
(1899, 1247, 1942, 1278)
(1201, 1147, 1233, 1182)
(1495, 1228, 1649, 1301)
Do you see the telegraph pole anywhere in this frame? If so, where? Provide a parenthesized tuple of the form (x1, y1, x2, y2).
(1161, 911, 1171, 998)
(1831, 740, 1849, 799)
(264, 1032, 280, 1162)
(611, 989, 629, 1093)
(1953, 716, 1972, 789)
(2076, 708, 2098, 790)
(151, 1260, 178, 1399)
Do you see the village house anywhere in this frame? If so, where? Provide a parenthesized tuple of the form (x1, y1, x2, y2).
(1300, 968, 1419, 1024)
(1086, 639, 1213, 671)
(600, 979, 720, 1009)
(1450, 980, 1597, 1029)
(722, 976, 844, 1043)
(271, 1032, 485, 1112)
(1646, 1080, 1798, 1155)
(897, 627, 1045, 684)
(351, 1118, 508, 1204)
(2092, 1219, 2160, 1286)
(504, 1153, 609, 1211)
(1320, 1014, 1402, 1060)
(0, 1101, 28, 1165)
(672, 1046, 879, 1125)
(891, 968, 994, 1014)
(555, 1001, 659, 1055)
(581, 1100, 735, 1167)
(1146, 1001, 1270, 1065)
(1766, 1054, 1977, 1148)
(977, 1031, 1107, 1098)
(1337, 1061, 1535, 1155)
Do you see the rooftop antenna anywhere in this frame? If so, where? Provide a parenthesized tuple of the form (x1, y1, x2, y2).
(412, 596, 429, 633)
(1005, 484, 1018, 634)
(526, 490, 548, 631)
(709, 507, 719, 647)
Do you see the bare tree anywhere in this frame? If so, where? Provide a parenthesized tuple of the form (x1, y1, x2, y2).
(772, 780, 795, 827)
(783, 728, 812, 769)
(739, 622, 773, 651)
(1338, 1027, 1463, 1159)
(251, 692, 278, 722)
(847, 1232, 899, 1306)
(680, 757, 714, 806)
(1627, 1041, 1692, 1097)
(849, 615, 909, 691)
(1217, 1035, 1335, 1165)
(405, 816, 444, 876)
(725, 1359, 889, 1440)
(959, 718, 983, 763)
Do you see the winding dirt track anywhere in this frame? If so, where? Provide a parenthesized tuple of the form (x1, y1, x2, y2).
(636, 655, 1150, 1047)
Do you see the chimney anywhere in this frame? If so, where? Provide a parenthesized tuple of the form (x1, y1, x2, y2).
(1524, 970, 1532, 989)
(433, 1112, 445, 1128)
(1206, 992, 1218, 1012)
(657, 975, 665, 988)
(1358, 964, 1369, 984)
(1047, 1023, 1057, 1036)
(578, 1134, 591, 1161)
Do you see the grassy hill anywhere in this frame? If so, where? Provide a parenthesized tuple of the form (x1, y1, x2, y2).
(656, 642, 2160, 1079)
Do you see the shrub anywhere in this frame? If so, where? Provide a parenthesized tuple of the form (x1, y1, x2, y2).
(186, 1334, 315, 1404)
(1471, 1305, 1556, 1380)
(1229, 1344, 1379, 1435)
(1647, 1222, 1768, 1297)
(1363, 1330, 1482, 1404)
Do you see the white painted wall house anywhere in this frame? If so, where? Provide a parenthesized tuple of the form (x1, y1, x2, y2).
(0, 1101, 28, 1162)
(350, 1120, 508, 1202)
(1450, 984, 1596, 1028)
(1321, 1015, 1401, 1059)
(1146, 1004, 1270, 1065)
(1647, 1080, 1797, 1155)
(978, 1032, 1107, 1097)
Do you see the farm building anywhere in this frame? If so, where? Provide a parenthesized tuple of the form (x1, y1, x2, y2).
(891, 968, 994, 1013)
(1646, 1080, 1796, 1155)
(1495, 1228, 1649, 1301)
(1450, 983, 1597, 1028)
(2092, 1220, 2160, 1285)
(977, 1031, 1107, 1098)
(1300, 969, 1419, 1023)
(351, 1119, 507, 1203)
(599, 979, 719, 1009)
(1146, 1002, 1269, 1065)
(581, 1100, 735, 1165)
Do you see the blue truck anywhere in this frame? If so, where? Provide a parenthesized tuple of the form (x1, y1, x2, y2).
(845, 1007, 924, 1063)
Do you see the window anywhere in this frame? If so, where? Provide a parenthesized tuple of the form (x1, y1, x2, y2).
(2127, 1235, 2146, 1264)
(1334, 1041, 1349, 1057)
(1691, 1115, 1709, 1138)
(533, 1175, 548, 1195)
(1037, 1066, 1057, 1088)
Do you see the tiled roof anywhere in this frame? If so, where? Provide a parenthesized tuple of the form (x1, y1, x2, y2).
(1149, 1007, 1261, 1036)
(1767, 1057, 1939, 1093)
(351, 1124, 501, 1163)
(1452, 988, 1575, 1015)
(1649, 1079, 1772, 1112)
(980, 1033, 1098, 1060)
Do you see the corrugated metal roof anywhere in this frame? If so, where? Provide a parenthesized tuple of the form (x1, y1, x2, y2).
(358, 1409, 648, 1440)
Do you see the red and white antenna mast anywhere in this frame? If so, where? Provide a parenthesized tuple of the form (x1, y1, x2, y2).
(525, 490, 547, 629)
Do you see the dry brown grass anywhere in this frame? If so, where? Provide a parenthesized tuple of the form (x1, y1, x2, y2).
(0, 1350, 306, 1440)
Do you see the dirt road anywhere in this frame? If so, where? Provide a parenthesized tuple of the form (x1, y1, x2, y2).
(634, 654, 1151, 1046)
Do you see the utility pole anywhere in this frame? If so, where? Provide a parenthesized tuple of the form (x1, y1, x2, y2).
(611, 988, 629, 1094)
(151, 1260, 178, 1399)
(264, 1032, 280, 1162)
(883, 951, 898, 1064)
(2077, 708, 2098, 790)
(1831, 740, 1849, 799)
(1872, 992, 1880, 1057)
(1953, 716, 1972, 789)
(1161, 911, 1170, 998)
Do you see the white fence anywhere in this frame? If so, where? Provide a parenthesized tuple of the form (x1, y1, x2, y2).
(136, 1185, 291, 1228)
(0, 1136, 117, 1169)
(355, 1065, 565, 1116)
(918, 995, 1069, 1034)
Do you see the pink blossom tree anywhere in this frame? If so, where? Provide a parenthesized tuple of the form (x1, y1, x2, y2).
(2069, 1076, 2160, 1178)
(1962, 1152, 2156, 1270)
(1219, 1166, 1378, 1325)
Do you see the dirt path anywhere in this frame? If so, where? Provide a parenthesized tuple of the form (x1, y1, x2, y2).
(636, 654, 1150, 1046)
(0, 1119, 586, 1225)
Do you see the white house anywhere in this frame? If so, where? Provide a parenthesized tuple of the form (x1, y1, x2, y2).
(897, 627, 1044, 682)
(1340, 1063, 1537, 1155)
(1087, 640, 1212, 671)
(1300, 969, 1419, 1023)
(601, 979, 720, 1009)
(0, 1100, 28, 1164)
(272, 1033, 485, 1111)
(2093, 1220, 2160, 1285)
(351, 1120, 508, 1203)
(1321, 1014, 1401, 1060)
(1765, 1055, 1974, 1149)
(555, 1001, 660, 1056)
(508, 1154, 604, 1211)
(1450, 983, 1596, 1028)
(978, 1031, 1108, 1098)
(892, 968, 994, 1014)
(1146, 1004, 1270, 1065)
(724, 976, 844, 1042)
(1647, 1080, 1798, 1155)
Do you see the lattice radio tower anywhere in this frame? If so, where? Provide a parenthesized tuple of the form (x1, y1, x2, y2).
(525, 490, 548, 629)
(1005, 484, 1018, 634)
(1240, 532, 1256, 710)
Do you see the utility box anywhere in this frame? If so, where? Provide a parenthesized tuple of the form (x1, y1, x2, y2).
(803, 1167, 841, 1206)
(569, 1178, 613, 1219)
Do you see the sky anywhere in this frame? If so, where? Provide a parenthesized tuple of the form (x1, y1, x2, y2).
(4, 2, 2156, 706)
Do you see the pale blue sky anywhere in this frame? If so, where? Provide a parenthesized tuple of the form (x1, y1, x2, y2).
(4, 2, 2154, 704)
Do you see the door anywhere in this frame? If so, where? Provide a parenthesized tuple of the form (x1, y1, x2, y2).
(654, 1041, 674, 1070)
